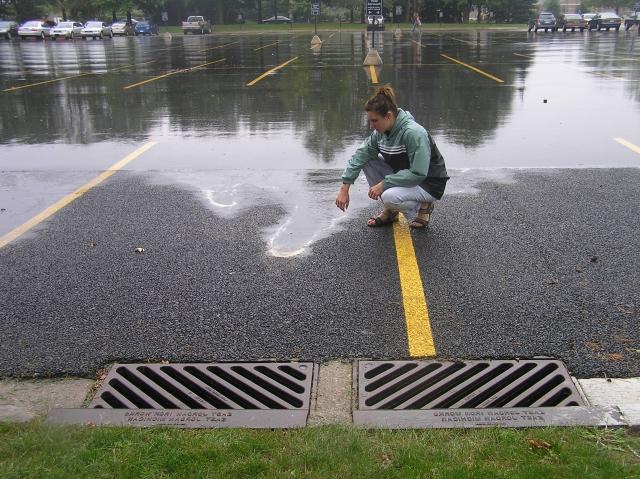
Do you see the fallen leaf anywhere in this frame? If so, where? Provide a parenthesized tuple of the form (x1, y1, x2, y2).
(606, 353, 624, 361)
(380, 453, 392, 468)
(585, 341, 601, 352)
(528, 439, 551, 450)
(614, 335, 633, 345)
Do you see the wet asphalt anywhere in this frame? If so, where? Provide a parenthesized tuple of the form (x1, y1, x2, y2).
(0, 29, 639, 378)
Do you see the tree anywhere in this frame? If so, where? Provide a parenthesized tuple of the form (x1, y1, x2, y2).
(3, 0, 49, 21)
(542, 0, 560, 15)
(485, 0, 536, 22)
(586, 0, 634, 14)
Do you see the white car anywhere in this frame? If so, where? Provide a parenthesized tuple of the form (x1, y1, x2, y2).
(18, 20, 52, 40)
(50, 21, 84, 40)
(81, 21, 113, 39)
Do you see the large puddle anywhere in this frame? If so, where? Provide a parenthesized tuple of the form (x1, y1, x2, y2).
(1, 31, 639, 252)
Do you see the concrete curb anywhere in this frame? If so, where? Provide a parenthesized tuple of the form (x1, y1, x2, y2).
(2, 366, 638, 427)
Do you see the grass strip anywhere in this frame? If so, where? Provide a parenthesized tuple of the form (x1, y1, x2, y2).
(1, 422, 638, 478)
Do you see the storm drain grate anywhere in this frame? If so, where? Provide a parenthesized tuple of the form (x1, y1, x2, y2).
(358, 359, 585, 410)
(353, 360, 624, 429)
(47, 362, 315, 428)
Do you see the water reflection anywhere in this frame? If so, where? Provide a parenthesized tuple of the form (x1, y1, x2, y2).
(0, 31, 537, 151)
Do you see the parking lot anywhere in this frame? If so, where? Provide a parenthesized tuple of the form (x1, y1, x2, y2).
(0, 28, 639, 379)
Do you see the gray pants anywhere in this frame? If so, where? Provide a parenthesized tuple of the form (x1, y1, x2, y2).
(362, 159, 437, 217)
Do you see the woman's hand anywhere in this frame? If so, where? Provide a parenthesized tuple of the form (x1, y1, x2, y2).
(336, 185, 350, 211)
(368, 181, 385, 200)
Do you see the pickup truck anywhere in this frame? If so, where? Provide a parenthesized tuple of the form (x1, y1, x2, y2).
(182, 16, 211, 35)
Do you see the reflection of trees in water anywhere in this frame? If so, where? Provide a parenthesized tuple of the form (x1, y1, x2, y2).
(579, 34, 640, 107)
(391, 32, 533, 148)
(0, 32, 532, 158)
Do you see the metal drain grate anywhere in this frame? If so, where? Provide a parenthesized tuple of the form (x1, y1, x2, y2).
(359, 359, 584, 410)
(353, 360, 625, 429)
(47, 362, 315, 428)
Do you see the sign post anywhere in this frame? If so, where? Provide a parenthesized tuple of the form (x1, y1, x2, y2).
(310, 2, 322, 46)
(311, 2, 320, 35)
(363, 0, 383, 65)
(366, 0, 382, 48)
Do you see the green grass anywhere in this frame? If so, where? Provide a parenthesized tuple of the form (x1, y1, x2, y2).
(1, 422, 638, 478)
(162, 22, 527, 34)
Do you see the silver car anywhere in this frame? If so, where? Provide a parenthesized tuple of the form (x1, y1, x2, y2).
(81, 21, 113, 39)
(50, 21, 83, 40)
(18, 20, 52, 40)
(111, 22, 134, 36)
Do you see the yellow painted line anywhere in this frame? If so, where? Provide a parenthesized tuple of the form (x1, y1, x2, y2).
(123, 58, 225, 90)
(0, 142, 157, 249)
(3, 72, 95, 92)
(514, 52, 535, 59)
(203, 40, 241, 52)
(246, 56, 298, 86)
(614, 137, 640, 155)
(254, 41, 279, 51)
(585, 52, 640, 63)
(450, 37, 484, 46)
(107, 59, 158, 72)
(393, 214, 435, 357)
(591, 72, 628, 81)
(369, 65, 379, 84)
(3, 59, 158, 92)
(440, 53, 504, 83)
(410, 40, 426, 48)
(327, 32, 336, 39)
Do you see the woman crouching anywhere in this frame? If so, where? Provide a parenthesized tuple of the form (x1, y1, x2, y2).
(335, 85, 449, 228)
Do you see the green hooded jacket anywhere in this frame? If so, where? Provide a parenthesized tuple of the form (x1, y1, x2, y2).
(341, 109, 449, 199)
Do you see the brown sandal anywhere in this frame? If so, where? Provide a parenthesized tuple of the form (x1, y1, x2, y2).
(410, 203, 434, 229)
(367, 210, 398, 227)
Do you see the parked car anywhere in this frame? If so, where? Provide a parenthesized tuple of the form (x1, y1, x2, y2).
(582, 13, 597, 23)
(624, 10, 639, 30)
(50, 21, 83, 39)
(81, 21, 113, 39)
(182, 15, 211, 34)
(111, 21, 135, 36)
(0, 20, 18, 39)
(18, 20, 52, 40)
(557, 14, 587, 32)
(528, 12, 557, 32)
(134, 20, 158, 35)
(262, 15, 293, 24)
(588, 12, 622, 31)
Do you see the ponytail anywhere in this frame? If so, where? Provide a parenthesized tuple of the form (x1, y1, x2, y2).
(364, 85, 398, 117)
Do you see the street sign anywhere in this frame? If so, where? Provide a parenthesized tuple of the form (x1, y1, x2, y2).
(161, 11, 168, 22)
(395, 5, 403, 16)
(311, 3, 320, 16)
(367, 0, 382, 16)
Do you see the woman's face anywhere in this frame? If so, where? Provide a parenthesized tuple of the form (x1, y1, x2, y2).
(367, 110, 395, 134)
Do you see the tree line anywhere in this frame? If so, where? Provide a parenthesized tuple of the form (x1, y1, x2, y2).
(1, 0, 636, 24)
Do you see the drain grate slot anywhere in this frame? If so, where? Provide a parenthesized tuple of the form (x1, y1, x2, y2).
(359, 360, 585, 411)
